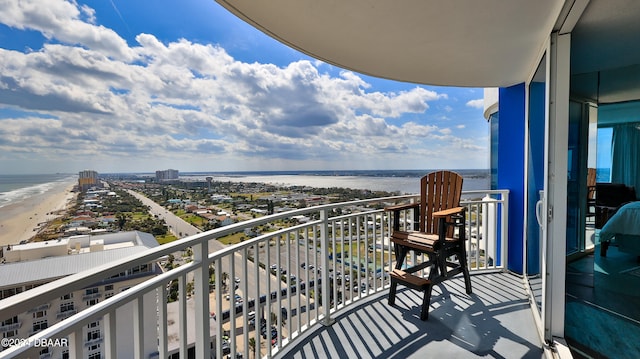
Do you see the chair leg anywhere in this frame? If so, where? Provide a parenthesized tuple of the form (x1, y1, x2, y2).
(389, 244, 408, 306)
(457, 246, 472, 294)
(462, 263, 472, 294)
(420, 283, 434, 321)
(388, 278, 398, 306)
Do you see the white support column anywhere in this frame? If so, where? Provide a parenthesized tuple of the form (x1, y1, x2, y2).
(193, 240, 211, 359)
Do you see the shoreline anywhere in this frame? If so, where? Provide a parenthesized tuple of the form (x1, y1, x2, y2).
(0, 181, 77, 247)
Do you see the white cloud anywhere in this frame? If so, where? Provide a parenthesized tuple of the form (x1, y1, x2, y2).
(466, 99, 484, 109)
(0, 0, 135, 61)
(0, 0, 488, 173)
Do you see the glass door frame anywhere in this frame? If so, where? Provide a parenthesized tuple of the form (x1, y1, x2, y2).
(544, 31, 570, 343)
(523, 39, 550, 342)
(524, 31, 570, 344)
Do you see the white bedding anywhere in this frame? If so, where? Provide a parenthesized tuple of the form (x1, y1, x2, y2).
(599, 201, 640, 242)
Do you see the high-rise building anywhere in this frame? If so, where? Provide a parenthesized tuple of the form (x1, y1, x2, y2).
(155, 169, 179, 182)
(78, 170, 99, 192)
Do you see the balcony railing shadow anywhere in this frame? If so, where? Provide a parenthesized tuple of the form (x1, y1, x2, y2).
(279, 272, 543, 359)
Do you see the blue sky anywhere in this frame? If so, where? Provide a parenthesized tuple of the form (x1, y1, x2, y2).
(0, 0, 489, 174)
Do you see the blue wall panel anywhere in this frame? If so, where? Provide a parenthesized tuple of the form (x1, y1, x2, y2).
(498, 84, 525, 273)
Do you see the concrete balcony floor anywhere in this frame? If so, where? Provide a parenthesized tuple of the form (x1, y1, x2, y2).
(278, 272, 544, 359)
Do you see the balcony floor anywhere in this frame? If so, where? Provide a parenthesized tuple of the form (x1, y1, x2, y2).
(278, 271, 544, 359)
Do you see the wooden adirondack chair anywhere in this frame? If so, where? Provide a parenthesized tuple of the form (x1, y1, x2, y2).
(586, 167, 596, 224)
(386, 170, 472, 320)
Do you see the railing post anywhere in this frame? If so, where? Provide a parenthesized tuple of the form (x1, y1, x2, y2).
(320, 208, 335, 326)
(214, 260, 223, 359)
(104, 310, 117, 358)
(157, 285, 168, 359)
(241, 248, 250, 359)
(178, 273, 188, 358)
(193, 240, 210, 359)
(69, 328, 83, 359)
(502, 190, 509, 270)
(133, 296, 144, 359)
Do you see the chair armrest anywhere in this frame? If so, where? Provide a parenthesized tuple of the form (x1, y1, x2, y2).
(432, 207, 465, 218)
(386, 202, 420, 232)
(385, 202, 420, 212)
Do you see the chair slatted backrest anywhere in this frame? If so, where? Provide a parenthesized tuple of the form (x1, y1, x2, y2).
(420, 171, 464, 237)
(587, 167, 596, 200)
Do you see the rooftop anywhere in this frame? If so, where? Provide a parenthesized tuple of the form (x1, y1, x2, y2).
(0, 231, 158, 287)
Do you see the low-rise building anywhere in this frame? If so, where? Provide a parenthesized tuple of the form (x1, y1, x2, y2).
(0, 231, 160, 358)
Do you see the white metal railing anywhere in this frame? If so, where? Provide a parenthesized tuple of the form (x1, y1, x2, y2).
(0, 190, 508, 359)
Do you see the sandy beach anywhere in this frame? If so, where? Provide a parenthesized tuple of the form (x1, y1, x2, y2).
(0, 181, 77, 246)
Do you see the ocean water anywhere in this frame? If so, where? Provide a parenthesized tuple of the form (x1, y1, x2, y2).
(0, 174, 76, 209)
(181, 169, 491, 194)
(0, 170, 491, 210)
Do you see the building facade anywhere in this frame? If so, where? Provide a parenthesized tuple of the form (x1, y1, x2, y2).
(78, 170, 99, 192)
(155, 169, 179, 182)
(0, 232, 160, 359)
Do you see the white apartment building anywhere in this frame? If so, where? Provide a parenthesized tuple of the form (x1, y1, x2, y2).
(155, 169, 179, 182)
(0, 232, 160, 359)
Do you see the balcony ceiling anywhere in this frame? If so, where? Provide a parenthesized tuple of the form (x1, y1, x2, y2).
(215, 0, 565, 87)
(216, 1, 640, 90)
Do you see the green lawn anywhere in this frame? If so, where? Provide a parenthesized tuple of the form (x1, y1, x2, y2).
(156, 233, 178, 244)
(217, 232, 247, 245)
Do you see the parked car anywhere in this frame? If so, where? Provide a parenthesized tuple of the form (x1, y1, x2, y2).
(249, 317, 265, 329)
(262, 326, 278, 340)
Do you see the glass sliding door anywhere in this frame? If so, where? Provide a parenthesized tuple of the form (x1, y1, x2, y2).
(566, 100, 589, 257)
(526, 54, 547, 314)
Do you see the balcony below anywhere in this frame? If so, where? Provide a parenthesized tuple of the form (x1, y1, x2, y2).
(278, 271, 544, 359)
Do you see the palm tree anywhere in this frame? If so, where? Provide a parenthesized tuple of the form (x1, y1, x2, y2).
(116, 213, 129, 230)
(248, 337, 256, 358)
(222, 272, 229, 292)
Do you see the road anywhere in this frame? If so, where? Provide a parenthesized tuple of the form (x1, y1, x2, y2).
(126, 189, 311, 316)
